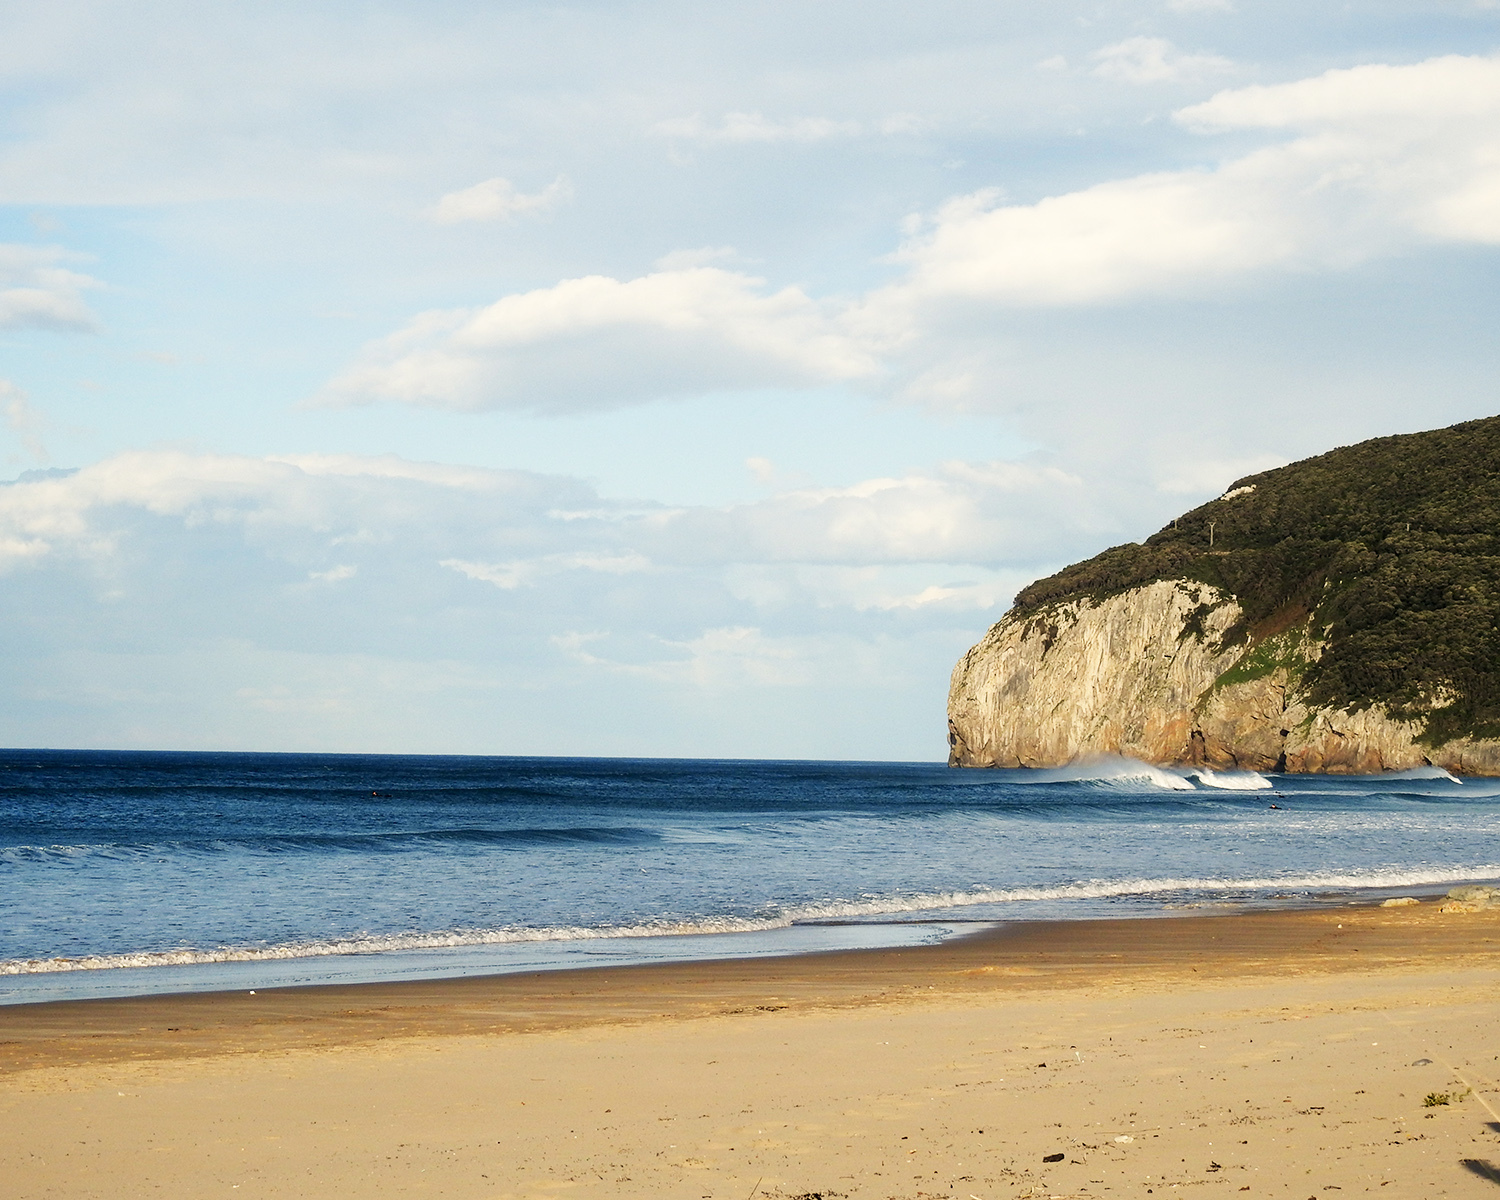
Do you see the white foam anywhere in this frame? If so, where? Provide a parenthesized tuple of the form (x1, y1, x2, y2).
(1384, 766, 1462, 784)
(7, 864, 1498, 977)
(0, 916, 796, 976)
(1027, 757, 1197, 790)
(1188, 770, 1274, 791)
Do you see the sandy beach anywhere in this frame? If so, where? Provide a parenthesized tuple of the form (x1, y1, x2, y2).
(4, 901, 1500, 1198)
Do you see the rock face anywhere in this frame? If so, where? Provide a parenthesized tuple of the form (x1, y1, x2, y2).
(947, 578, 1500, 775)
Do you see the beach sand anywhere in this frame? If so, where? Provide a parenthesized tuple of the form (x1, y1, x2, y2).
(4, 902, 1500, 1198)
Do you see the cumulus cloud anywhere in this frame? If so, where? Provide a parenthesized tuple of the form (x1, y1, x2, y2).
(0, 244, 100, 331)
(876, 52, 1500, 310)
(427, 176, 573, 223)
(323, 267, 883, 412)
(652, 112, 922, 143)
(1091, 37, 1233, 85)
(332, 53, 1500, 416)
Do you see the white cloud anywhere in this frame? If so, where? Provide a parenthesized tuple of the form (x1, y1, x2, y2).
(724, 563, 1031, 614)
(0, 446, 1095, 753)
(0, 244, 100, 331)
(553, 625, 821, 688)
(745, 456, 778, 486)
(653, 246, 741, 271)
(427, 176, 573, 224)
(442, 552, 651, 590)
(1178, 53, 1500, 129)
(0, 447, 1088, 585)
(267, 452, 514, 491)
(323, 267, 883, 412)
(328, 52, 1500, 419)
(647, 459, 1092, 566)
(1, 380, 48, 462)
(0, 449, 599, 571)
(1176, 53, 1500, 247)
(1091, 37, 1233, 85)
(875, 52, 1500, 310)
(1166, 0, 1234, 12)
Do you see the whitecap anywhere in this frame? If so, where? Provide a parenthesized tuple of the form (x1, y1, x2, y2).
(1024, 756, 1196, 791)
(1187, 769, 1273, 791)
(1384, 765, 1462, 784)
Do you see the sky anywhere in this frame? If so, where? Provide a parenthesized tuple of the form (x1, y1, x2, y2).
(2, 0, 1499, 759)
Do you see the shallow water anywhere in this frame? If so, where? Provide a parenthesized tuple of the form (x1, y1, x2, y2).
(2, 750, 1495, 1003)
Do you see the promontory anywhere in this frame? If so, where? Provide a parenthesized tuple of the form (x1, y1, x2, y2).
(948, 415, 1500, 775)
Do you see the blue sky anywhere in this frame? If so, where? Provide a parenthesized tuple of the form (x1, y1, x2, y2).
(2, 0, 1499, 758)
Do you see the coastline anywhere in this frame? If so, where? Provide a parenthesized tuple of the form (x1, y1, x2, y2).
(3, 899, 1496, 1071)
(6, 902, 1500, 1198)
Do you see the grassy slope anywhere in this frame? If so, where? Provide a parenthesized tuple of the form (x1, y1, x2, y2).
(1008, 415, 1500, 744)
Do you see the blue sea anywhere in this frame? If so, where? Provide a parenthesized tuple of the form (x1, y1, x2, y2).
(2, 750, 1497, 1005)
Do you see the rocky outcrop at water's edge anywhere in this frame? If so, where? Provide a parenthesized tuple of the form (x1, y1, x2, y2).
(946, 579, 1500, 775)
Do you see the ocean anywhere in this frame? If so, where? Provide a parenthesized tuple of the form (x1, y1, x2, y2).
(2, 749, 1496, 1005)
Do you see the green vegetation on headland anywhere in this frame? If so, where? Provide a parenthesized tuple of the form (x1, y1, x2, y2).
(1009, 415, 1500, 745)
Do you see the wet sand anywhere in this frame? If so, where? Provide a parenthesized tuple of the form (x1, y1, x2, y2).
(4, 902, 1500, 1197)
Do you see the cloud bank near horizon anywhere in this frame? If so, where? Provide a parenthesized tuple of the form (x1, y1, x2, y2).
(0, 447, 1097, 755)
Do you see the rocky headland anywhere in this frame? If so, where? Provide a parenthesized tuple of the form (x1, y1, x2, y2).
(948, 416, 1500, 775)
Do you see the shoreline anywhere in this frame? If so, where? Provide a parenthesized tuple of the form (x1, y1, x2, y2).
(6, 900, 1500, 1198)
(2, 897, 1493, 1075)
(3, 875, 1483, 1009)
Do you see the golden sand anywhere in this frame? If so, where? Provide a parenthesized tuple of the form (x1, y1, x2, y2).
(3, 902, 1500, 1197)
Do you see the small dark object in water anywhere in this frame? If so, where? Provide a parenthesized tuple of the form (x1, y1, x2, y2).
(1269, 803, 1281, 809)
(1043, 1152, 1064, 1162)
(1208, 1161, 1222, 1171)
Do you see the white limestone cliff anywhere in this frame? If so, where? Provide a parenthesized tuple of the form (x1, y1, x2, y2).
(947, 579, 1500, 775)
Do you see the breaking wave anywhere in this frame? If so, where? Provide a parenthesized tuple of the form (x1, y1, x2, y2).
(1024, 757, 1271, 792)
(1384, 766, 1462, 784)
(1186, 770, 1274, 791)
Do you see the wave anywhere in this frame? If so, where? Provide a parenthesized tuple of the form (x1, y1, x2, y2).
(1022, 758, 1196, 790)
(8, 863, 1497, 977)
(1022, 757, 1273, 792)
(1382, 766, 1462, 784)
(1186, 769, 1273, 791)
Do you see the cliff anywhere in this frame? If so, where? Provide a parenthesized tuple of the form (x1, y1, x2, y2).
(948, 416, 1500, 775)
